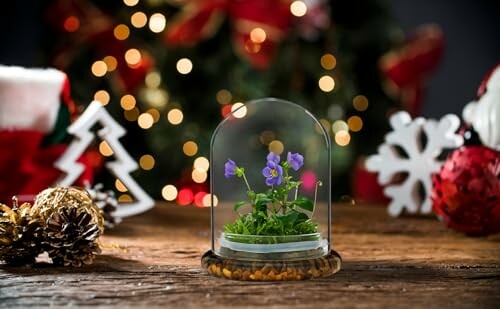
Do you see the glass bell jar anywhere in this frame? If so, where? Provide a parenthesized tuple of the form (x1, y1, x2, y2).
(202, 98, 341, 281)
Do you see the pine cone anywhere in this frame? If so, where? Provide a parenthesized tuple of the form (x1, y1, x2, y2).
(0, 200, 43, 265)
(42, 206, 101, 267)
(86, 183, 121, 230)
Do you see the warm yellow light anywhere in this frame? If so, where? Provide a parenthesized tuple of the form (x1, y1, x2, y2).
(118, 194, 133, 203)
(231, 102, 247, 118)
(145, 71, 161, 88)
(124, 107, 140, 121)
(268, 140, 284, 155)
(183, 141, 198, 156)
(94, 90, 110, 106)
(332, 120, 348, 133)
(320, 53, 336, 70)
(335, 130, 351, 146)
(138, 113, 154, 129)
(250, 27, 266, 43)
(91, 61, 107, 77)
(115, 179, 128, 192)
(216, 89, 232, 105)
(99, 141, 114, 157)
(139, 154, 155, 170)
(176, 58, 193, 74)
(146, 108, 160, 123)
(102, 56, 117, 72)
(162, 185, 178, 201)
(131, 11, 148, 28)
(167, 108, 183, 125)
(124, 48, 141, 66)
(193, 156, 210, 172)
(148, 13, 166, 33)
(113, 24, 130, 40)
(202, 194, 218, 207)
(259, 130, 276, 145)
(192, 169, 207, 183)
(120, 94, 136, 110)
(290, 1, 307, 17)
(353, 95, 369, 111)
(123, 0, 139, 6)
(318, 75, 335, 92)
(348, 115, 363, 132)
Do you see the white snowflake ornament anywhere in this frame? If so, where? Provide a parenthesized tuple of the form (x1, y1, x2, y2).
(366, 111, 463, 217)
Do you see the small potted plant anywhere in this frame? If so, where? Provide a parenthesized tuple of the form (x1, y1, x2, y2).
(201, 98, 341, 281)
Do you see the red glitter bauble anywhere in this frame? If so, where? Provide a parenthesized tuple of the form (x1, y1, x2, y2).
(432, 146, 500, 236)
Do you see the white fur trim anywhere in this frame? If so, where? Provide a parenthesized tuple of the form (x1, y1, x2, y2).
(0, 65, 66, 133)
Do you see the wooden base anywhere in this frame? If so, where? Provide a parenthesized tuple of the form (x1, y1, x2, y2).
(202, 249, 341, 281)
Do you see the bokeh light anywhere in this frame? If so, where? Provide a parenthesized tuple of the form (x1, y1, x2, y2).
(125, 48, 141, 66)
(216, 89, 232, 105)
(183, 141, 198, 156)
(123, 0, 139, 6)
(145, 71, 161, 88)
(94, 90, 110, 106)
(202, 194, 218, 207)
(113, 24, 130, 40)
(194, 192, 206, 207)
(250, 27, 266, 43)
(194, 156, 210, 171)
(124, 107, 140, 121)
(64, 16, 80, 32)
(120, 94, 136, 110)
(332, 120, 348, 133)
(131, 11, 148, 28)
(118, 194, 133, 203)
(335, 130, 351, 146)
(149, 13, 166, 33)
(139, 154, 155, 170)
(176, 58, 193, 74)
(103, 56, 117, 72)
(138, 113, 154, 129)
(268, 140, 284, 155)
(231, 102, 247, 118)
(146, 108, 160, 123)
(290, 1, 308, 17)
(177, 188, 194, 206)
(318, 75, 335, 92)
(91, 61, 107, 77)
(167, 108, 183, 125)
(161, 185, 178, 201)
(347, 115, 363, 132)
(353, 95, 369, 111)
(115, 179, 128, 192)
(301, 170, 317, 191)
(259, 130, 275, 145)
(320, 54, 337, 70)
(192, 169, 207, 183)
(99, 141, 114, 157)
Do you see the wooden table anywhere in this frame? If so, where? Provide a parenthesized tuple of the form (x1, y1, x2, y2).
(1, 203, 499, 308)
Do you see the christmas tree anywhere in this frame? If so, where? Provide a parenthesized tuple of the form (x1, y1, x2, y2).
(42, 0, 442, 205)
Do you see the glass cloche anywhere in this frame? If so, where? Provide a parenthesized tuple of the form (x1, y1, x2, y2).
(202, 98, 341, 281)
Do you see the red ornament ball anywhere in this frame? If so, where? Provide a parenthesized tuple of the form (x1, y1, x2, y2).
(432, 146, 500, 236)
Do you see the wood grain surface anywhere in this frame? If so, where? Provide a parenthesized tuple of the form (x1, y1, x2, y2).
(1, 203, 499, 308)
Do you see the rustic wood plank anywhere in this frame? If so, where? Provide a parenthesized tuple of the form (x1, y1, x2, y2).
(1, 203, 499, 308)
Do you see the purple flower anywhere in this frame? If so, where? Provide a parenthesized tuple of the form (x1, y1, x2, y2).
(267, 152, 280, 164)
(287, 152, 304, 171)
(262, 161, 283, 186)
(225, 159, 237, 178)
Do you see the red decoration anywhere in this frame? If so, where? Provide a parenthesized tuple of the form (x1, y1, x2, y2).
(477, 63, 500, 98)
(165, 0, 292, 70)
(432, 146, 500, 236)
(380, 24, 444, 116)
(352, 159, 389, 204)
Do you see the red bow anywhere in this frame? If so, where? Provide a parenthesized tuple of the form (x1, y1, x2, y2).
(380, 24, 444, 116)
(165, 0, 293, 70)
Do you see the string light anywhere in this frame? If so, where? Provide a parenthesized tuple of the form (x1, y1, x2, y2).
(91, 61, 107, 77)
(99, 141, 114, 157)
(176, 58, 193, 74)
(146, 108, 160, 123)
(347, 115, 363, 132)
(221, 104, 232, 117)
(124, 48, 141, 67)
(194, 192, 206, 207)
(335, 130, 351, 146)
(318, 75, 335, 92)
(123, 0, 139, 6)
(268, 140, 284, 155)
(138, 113, 154, 129)
(149, 13, 166, 33)
(290, 1, 308, 17)
(162, 185, 178, 201)
(202, 194, 218, 207)
(118, 194, 133, 203)
(192, 169, 207, 183)
(124, 107, 140, 121)
(332, 120, 348, 133)
(145, 71, 161, 88)
(120, 94, 136, 110)
(64, 16, 80, 32)
(139, 154, 155, 170)
(113, 24, 130, 40)
(353, 95, 369, 111)
(131, 11, 148, 28)
(193, 157, 210, 171)
(231, 102, 247, 118)
(250, 27, 266, 43)
(183, 141, 198, 156)
(102, 56, 117, 72)
(94, 90, 110, 106)
(216, 89, 232, 104)
(115, 179, 128, 192)
(320, 54, 336, 70)
(177, 188, 194, 206)
(167, 108, 183, 125)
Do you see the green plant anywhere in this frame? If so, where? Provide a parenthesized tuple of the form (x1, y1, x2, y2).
(223, 151, 321, 242)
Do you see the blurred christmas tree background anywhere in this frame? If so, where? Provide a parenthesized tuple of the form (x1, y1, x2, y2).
(1, 0, 498, 206)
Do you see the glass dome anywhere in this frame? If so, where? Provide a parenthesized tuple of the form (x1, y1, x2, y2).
(202, 98, 341, 281)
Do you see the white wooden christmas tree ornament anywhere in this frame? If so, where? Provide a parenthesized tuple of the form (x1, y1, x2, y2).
(366, 111, 463, 217)
(55, 101, 154, 218)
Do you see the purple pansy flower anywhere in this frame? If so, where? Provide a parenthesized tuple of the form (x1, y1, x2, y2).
(262, 161, 283, 186)
(224, 159, 237, 178)
(287, 152, 304, 171)
(267, 152, 280, 164)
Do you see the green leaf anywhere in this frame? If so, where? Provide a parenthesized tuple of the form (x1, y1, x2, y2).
(233, 201, 246, 212)
(277, 211, 299, 226)
(293, 197, 314, 212)
(296, 212, 309, 223)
